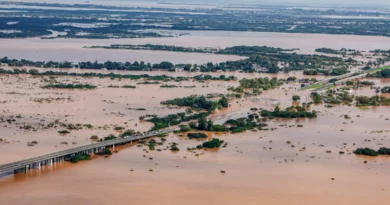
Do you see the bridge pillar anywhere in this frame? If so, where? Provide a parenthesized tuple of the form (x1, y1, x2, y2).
(25, 165, 29, 173)
(37, 162, 41, 169)
(49, 159, 53, 166)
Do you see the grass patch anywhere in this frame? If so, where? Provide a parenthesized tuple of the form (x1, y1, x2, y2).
(367, 65, 390, 74)
(308, 83, 325, 90)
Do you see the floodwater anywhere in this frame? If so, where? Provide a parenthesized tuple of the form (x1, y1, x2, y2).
(1, 1, 390, 204)
(0, 37, 244, 64)
(7, 0, 220, 9)
(1, 31, 390, 64)
(1, 65, 325, 80)
(0, 71, 390, 204)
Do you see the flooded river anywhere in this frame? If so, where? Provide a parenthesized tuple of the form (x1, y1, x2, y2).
(1, 31, 390, 64)
(0, 71, 389, 204)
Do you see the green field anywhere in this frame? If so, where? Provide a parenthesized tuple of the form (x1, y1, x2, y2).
(305, 83, 326, 90)
(368, 65, 390, 74)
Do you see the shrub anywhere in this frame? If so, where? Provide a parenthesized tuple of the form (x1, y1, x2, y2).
(95, 148, 112, 155)
(353, 148, 378, 156)
(58, 130, 70, 134)
(202, 138, 224, 148)
(67, 153, 91, 163)
(187, 133, 208, 139)
(378, 147, 390, 155)
(90, 135, 99, 140)
(292, 95, 301, 101)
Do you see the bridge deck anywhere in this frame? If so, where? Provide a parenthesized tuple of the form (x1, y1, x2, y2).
(0, 129, 173, 175)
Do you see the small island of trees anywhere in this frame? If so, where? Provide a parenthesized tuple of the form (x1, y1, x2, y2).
(261, 106, 317, 118)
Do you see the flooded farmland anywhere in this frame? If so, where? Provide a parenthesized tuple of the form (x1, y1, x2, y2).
(0, 70, 389, 205)
(1, 31, 390, 63)
(1, 1, 390, 203)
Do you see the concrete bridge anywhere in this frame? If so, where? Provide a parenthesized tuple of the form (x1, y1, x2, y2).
(0, 129, 173, 177)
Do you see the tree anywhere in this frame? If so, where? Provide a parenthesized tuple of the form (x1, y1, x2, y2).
(28, 69, 39, 75)
(183, 64, 191, 71)
(159, 61, 174, 69)
(198, 116, 207, 130)
(218, 96, 229, 108)
(292, 95, 301, 101)
(207, 120, 214, 131)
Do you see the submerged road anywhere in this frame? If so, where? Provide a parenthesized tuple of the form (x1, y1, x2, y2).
(0, 129, 173, 177)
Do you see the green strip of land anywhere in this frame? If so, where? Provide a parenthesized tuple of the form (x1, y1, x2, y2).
(368, 65, 390, 74)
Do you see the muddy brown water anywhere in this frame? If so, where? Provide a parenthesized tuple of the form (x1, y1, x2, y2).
(1, 31, 390, 64)
(0, 71, 390, 204)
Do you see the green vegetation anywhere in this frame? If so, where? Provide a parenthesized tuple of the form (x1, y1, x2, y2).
(170, 145, 180, 151)
(161, 95, 229, 111)
(193, 74, 236, 81)
(355, 96, 390, 106)
(229, 77, 283, 94)
(381, 86, 390, 93)
(303, 70, 318, 75)
(346, 80, 374, 87)
(354, 148, 378, 156)
(118, 130, 137, 138)
(95, 148, 112, 156)
(178, 125, 192, 132)
(0, 44, 348, 74)
(58, 130, 70, 134)
(331, 68, 349, 76)
(353, 147, 390, 156)
(99, 135, 117, 141)
(322, 90, 354, 105)
(310, 92, 322, 104)
(315, 48, 359, 55)
(66, 153, 91, 163)
(292, 95, 300, 101)
(202, 138, 225, 149)
(3, 2, 390, 39)
(145, 112, 210, 131)
(226, 113, 267, 132)
(303, 68, 349, 76)
(0, 68, 235, 83)
(160, 85, 178, 88)
(218, 97, 229, 108)
(137, 81, 160, 85)
(378, 147, 390, 155)
(261, 106, 317, 118)
(197, 116, 208, 130)
(114, 126, 125, 131)
(187, 133, 208, 139)
(0, 57, 175, 71)
(315, 48, 344, 55)
(306, 83, 325, 90)
(42, 84, 96, 89)
(127, 108, 147, 111)
(122, 85, 136, 89)
(90, 135, 99, 140)
(87, 44, 217, 53)
(367, 66, 390, 76)
(216, 45, 296, 56)
(328, 78, 339, 84)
